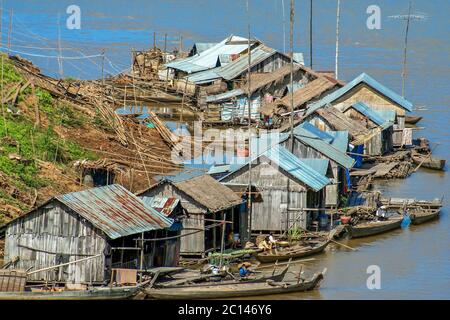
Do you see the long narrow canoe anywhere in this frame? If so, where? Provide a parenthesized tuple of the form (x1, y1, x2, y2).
(256, 239, 330, 264)
(405, 116, 423, 125)
(350, 216, 403, 238)
(0, 285, 142, 300)
(157, 266, 289, 288)
(146, 269, 326, 300)
(411, 152, 446, 171)
(410, 208, 440, 225)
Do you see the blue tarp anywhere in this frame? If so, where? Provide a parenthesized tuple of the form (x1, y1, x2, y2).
(351, 145, 364, 168)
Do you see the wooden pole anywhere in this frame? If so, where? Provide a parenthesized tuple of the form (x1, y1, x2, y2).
(286, 0, 295, 232)
(27, 254, 102, 275)
(246, 0, 253, 242)
(401, 1, 412, 98)
(281, 0, 286, 53)
(309, 0, 313, 68)
(219, 212, 227, 269)
(101, 49, 105, 85)
(139, 232, 145, 273)
(335, 0, 341, 79)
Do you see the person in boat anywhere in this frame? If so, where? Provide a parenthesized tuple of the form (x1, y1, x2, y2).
(258, 237, 271, 251)
(239, 262, 253, 278)
(376, 205, 388, 220)
(268, 233, 277, 248)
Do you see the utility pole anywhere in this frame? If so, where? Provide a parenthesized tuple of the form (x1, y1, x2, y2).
(309, 0, 313, 68)
(389, 2, 425, 98)
(57, 14, 63, 79)
(246, 0, 253, 242)
(335, 0, 341, 79)
(101, 49, 105, 85)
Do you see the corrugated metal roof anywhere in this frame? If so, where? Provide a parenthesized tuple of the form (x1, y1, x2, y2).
(56, 184, 173, 240)
(294, 124, 355, 169)
(218, 136, 329, 191)
(307, 73, 413, 115)
(293, 52, 304, 65)
(328, 131, 349, 153)
(186, 69, 221, 84)
(193, 43, 218, 54)
(166, 35, 249, 73)
(216, 45, 277, 80)
(140, 196, 180, 217)
(264, 145, 330, 191)
(375, 109, 396, 123)
(300, 158, 329, 176)
(206, 88, 244, 103)
(345, 102, 387, 126)
(300, 122, 349, 153)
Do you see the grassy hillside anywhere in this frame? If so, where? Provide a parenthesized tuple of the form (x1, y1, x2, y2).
(0, 55, 97, 225)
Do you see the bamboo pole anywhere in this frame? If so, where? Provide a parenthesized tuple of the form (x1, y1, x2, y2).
(246, 0, 253, 242)
(335, 0, 341, 79)
(27, 254, 102, 275)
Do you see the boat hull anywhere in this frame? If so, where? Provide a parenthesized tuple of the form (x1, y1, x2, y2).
(405, 116, 423, 125)
(350, 218, 403, 238)
(0, 286, 141, 300)
(410, 210, 440, 225)
(412, 155, 446, 171)
(146, 272, 324, 300)
(256, 241, 329, 264)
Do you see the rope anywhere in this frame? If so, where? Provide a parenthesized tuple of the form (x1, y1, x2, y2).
(0, 47, 103, 60)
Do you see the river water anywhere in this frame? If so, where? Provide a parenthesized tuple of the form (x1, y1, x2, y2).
(4, 0, 449, 299)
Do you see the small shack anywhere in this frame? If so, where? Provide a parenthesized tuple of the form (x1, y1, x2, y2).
(220, 142, 330, 234)
(2, 184, 175, 285)
(342, 102, 394, 155)
(282, 122, 355, 208)
(306, 73, 413, 147)
(138, 175, 243, 257)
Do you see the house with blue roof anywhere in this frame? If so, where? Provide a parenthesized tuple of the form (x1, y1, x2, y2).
(306, 73, 414, 146)
(280, 122, 354, 208)
(343, 102, 395, 155)
(219, 142, 331, 233)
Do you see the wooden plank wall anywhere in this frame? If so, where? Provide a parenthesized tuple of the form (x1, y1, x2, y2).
(222, 160, 308, 232)
(5, 201, 106, 284)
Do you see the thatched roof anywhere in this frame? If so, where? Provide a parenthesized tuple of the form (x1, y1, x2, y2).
(173, 175, 242, 212)
(260, 76, 340, 116)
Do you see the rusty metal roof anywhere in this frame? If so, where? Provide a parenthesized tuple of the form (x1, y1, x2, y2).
(56, 184, 173, 240)
(139, 196, 180, 217)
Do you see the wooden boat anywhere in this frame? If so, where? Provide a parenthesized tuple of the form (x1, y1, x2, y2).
(409, 208, 440, 225)
(380, 197, 443, 210)
(349, 215, 403, 238)
(156, 265, 290, 288)
(256, 238, 330, 263)
(411, 152, 446, 171)
(405, 115, 423, 125)
(146, 269, 326, 300)
(0, 285, 142, 300)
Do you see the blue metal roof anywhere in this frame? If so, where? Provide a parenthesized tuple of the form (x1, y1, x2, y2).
(218, 136, 330, 191)
(375, 109, 396, 123)
(56, 184, 173, 240)
(328, 131, 349, 153)
(294, 124, 355, 169)
(300, 122, 349, 153)
(345, 102, 387, 126)
(307, 73, 413, 115)
(300, 158, 329, 176)
(264, 145, 330, 191)
(193, 43, 218, 54)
